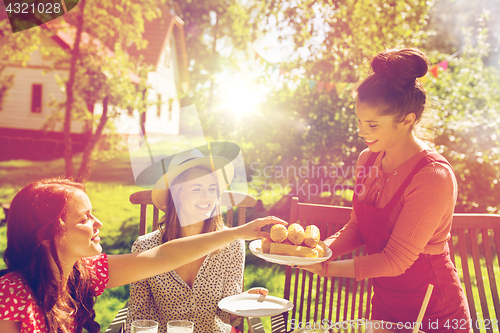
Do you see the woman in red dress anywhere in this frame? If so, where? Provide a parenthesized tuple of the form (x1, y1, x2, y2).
(0, 178, 284, 333)
(303, 48, 471, 332)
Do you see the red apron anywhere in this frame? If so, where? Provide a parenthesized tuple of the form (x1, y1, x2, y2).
(353, 151, 471, 333)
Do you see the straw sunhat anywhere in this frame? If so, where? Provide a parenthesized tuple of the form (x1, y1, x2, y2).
(149, 146, 236, 212)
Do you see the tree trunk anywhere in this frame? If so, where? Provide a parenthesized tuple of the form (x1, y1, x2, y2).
(78, 95, 109, 183)
(63, 0, 86, 177)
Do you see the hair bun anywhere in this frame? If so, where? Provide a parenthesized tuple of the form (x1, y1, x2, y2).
(371, 48, 429, 86)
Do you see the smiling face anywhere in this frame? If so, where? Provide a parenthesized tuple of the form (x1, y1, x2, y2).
(172, 167, 219, 227)
(355, 101, 415, 153)
(56, 190, 103, 263)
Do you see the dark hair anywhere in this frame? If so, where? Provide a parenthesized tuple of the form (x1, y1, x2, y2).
(356, 48, 429, 125)
(158, 167, 225, 244)
(0, 178, 100, 333)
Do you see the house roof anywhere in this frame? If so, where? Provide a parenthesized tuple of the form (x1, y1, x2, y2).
(127, 6, 189, 90)
(41, 21, 141, 84)
(2, 4, 189, 88)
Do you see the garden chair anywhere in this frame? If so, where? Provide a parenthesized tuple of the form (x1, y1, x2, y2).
(105, 190, 257, 333)
(250, 197, 500, 333)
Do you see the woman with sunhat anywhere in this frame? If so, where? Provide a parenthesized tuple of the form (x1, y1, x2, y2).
(301, 48, 470, 332)
(126, 146, 267, 333)
(0, 174, 283, 333)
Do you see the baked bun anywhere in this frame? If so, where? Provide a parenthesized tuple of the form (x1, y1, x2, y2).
(261, 238, 272, 254)
(270, 224, 288, 243)
(304, 225, 320, 247)
(287, 223, 305, 245)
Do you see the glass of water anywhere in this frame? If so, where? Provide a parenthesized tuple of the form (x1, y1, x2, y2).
(131, 320, 159, 333)
(167, 320, 194, 333)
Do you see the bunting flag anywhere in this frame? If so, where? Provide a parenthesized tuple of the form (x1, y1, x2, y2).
(326, 82, 335, 92)
(254, 49, 451, 94)
(317, 81, 326, 93)
(430, 65, 439, 78)
(438, 60, 448, 71)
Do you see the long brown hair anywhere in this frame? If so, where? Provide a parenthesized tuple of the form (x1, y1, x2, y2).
(158, 167, 225, 244)
(0, 178, 100, 333)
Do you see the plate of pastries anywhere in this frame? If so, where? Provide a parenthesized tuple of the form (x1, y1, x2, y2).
(249, 223, 332, 265)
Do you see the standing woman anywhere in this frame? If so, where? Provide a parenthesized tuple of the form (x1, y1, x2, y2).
(0, 178, 284, 333)
(126, 148, 266, 333)
(303, 48, 471, 333)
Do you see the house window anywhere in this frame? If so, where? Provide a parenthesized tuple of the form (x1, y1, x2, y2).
(168, 98, 174, 121)
(157, 94, 162, 117)
(31, 84, 42, 113)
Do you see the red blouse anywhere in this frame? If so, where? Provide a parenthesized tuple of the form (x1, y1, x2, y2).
(0, 254, 109, 333)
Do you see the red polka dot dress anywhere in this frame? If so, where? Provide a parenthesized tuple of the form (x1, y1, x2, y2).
(0, 254, 109, 332)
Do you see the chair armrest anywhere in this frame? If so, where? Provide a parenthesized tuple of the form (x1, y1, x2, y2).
(270, 313, 289, 333)
(104, 305, 129, 333)
(247, 317, 266, 333)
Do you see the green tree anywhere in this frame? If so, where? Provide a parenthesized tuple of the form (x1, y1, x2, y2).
(1, 0, 158, 182)
(167, 0, 264, 136)
(424, 0, 500, 66)
(0, 64, 14, 112)
(427, 26, 500, 213)
(223, 0, 434, 205)
(58, 0, 157, 180)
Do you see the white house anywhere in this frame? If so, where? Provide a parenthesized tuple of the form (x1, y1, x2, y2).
(0, 5, 188, 159)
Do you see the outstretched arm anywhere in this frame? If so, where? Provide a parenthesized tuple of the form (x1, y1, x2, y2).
(106, 216, 286, 288)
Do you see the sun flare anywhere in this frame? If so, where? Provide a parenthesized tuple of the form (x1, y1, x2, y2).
(219, 79, 265, 119)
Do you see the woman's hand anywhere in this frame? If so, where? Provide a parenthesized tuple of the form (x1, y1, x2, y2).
(295, 263, 324, 276)
(245, 287, 269, 296)
(234, 216, 287, 240)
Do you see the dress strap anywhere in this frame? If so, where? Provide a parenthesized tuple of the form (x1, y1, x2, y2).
(353, 152, 381, 200)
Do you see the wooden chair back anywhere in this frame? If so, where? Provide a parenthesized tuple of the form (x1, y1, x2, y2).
(271, 197, 370, 333)
(271, 198, 500, 333)
(130, 190, 258, 236)
(449, 214, 500, 333)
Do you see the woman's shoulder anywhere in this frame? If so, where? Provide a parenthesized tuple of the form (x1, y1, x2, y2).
(420, 149, 455, 176)
(0, 272, 36, 315)
(132, 230, 162, 251)
(0, 272, 30, 292)
(409, 149, 456, 192)
(225, 238, 245, 253)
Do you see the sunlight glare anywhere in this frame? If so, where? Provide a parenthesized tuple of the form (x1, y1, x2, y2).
(220, 79, 265, 119)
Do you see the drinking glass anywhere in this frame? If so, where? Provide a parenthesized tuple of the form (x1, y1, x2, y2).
(167, 320, 194, 333)
(131, 320, 159, 333)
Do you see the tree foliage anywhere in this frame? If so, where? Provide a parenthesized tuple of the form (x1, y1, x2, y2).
(0, 65, 14, 112)
(166, 0, 264, 135)
(1, 0, 158, 181)
(205, 0, 500, 213)
(427, 26, 500, 213)
(218, 0, 434, 206)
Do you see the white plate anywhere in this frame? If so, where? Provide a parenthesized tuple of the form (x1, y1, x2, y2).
(218, 293, 293, 317)
(249, 239, 332, 266)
